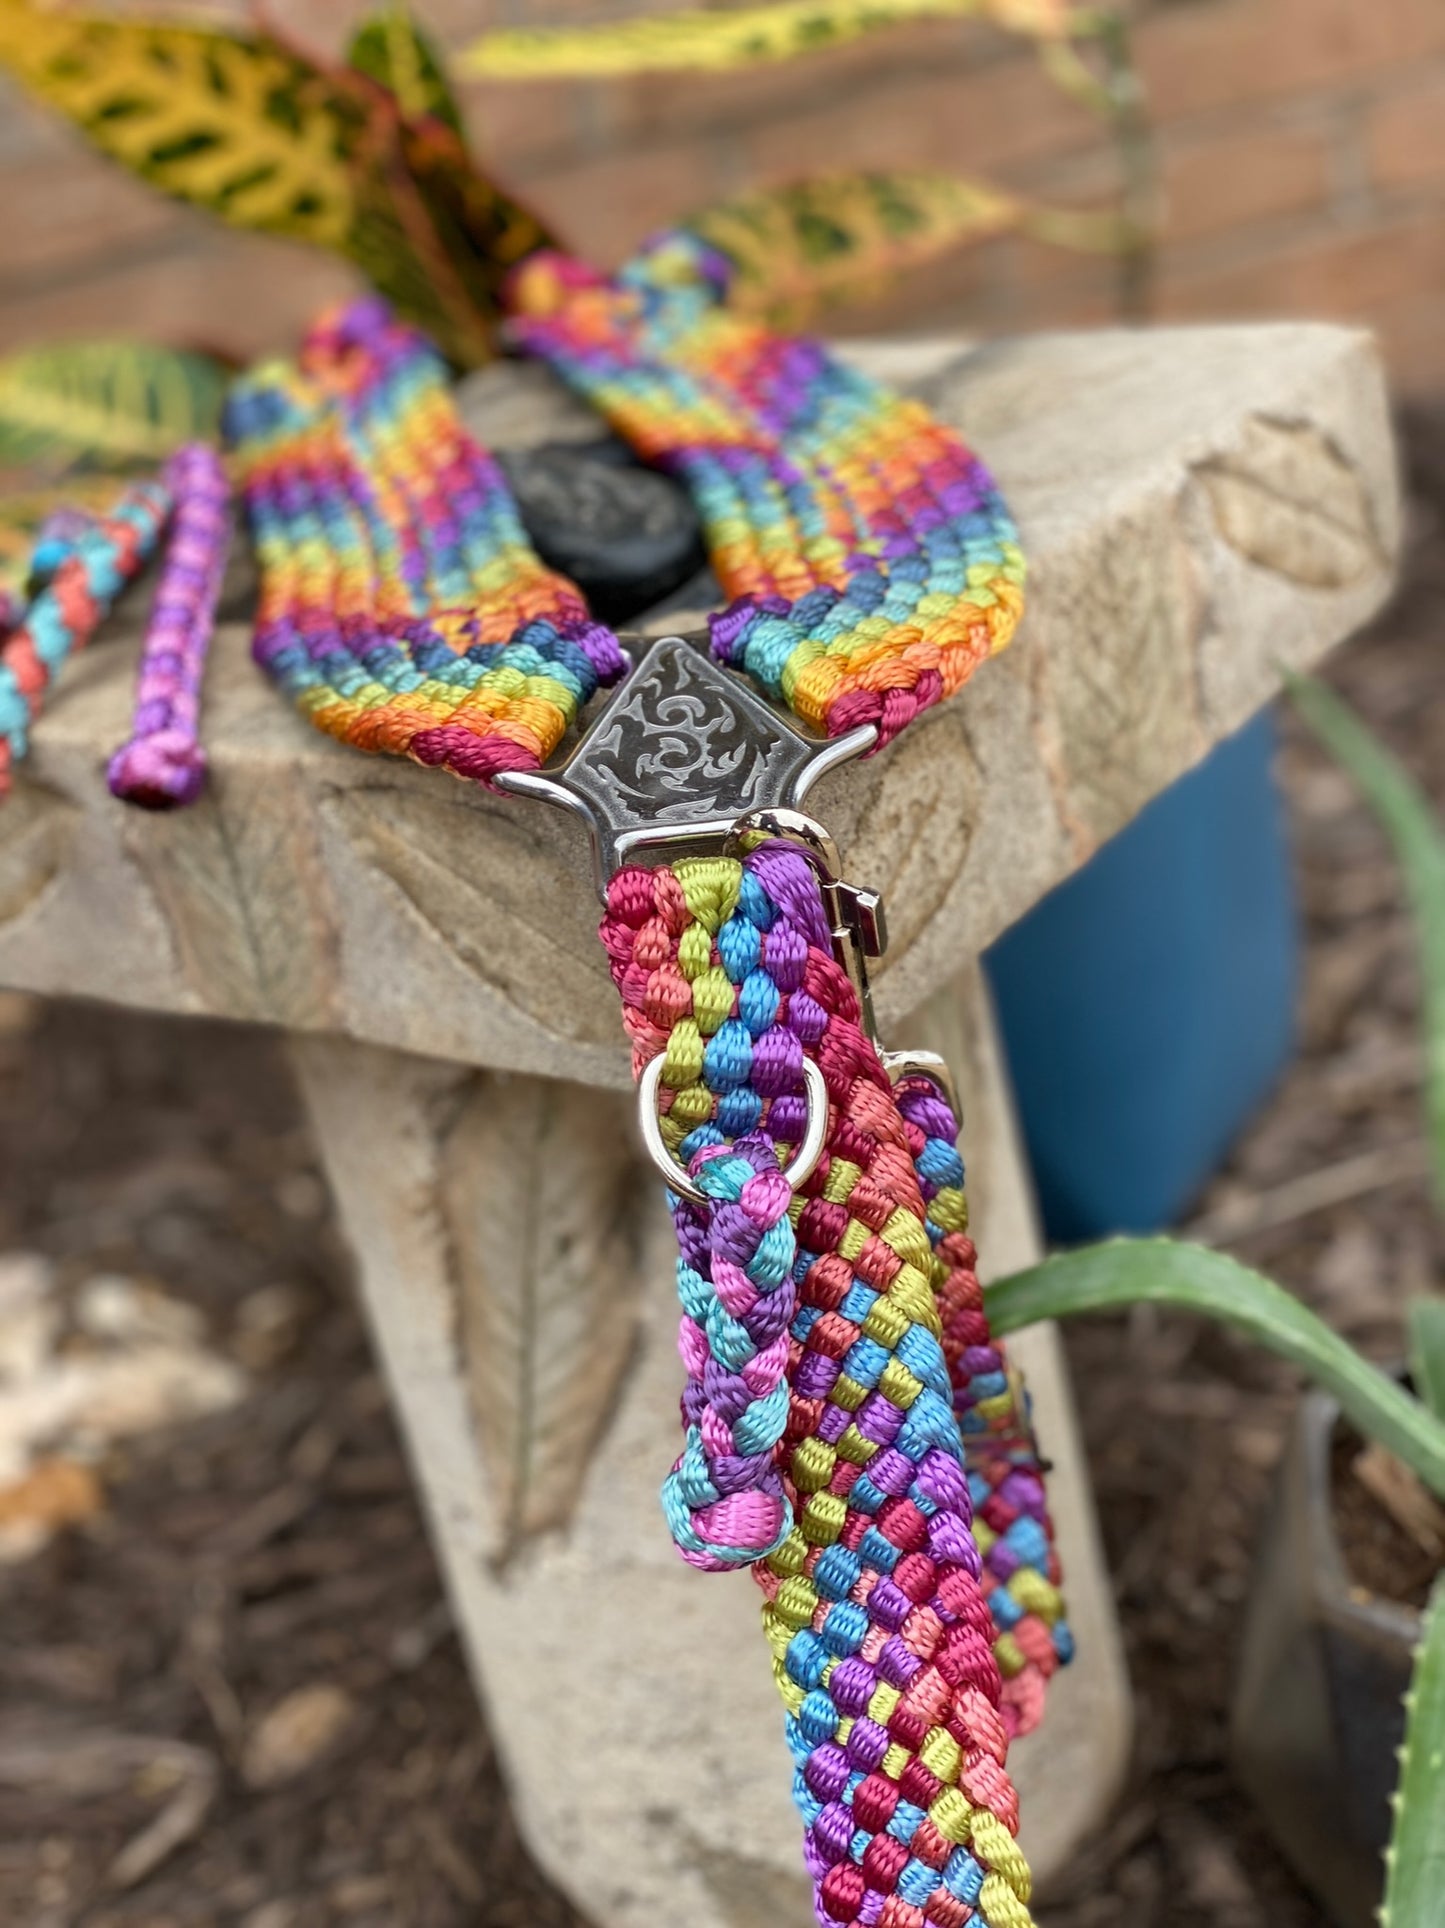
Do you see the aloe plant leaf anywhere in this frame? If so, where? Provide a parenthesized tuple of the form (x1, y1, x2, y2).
(1286, 670, 1445, 1208)
(1408, 1299, 1445, 1426)
(0, 342, 228, 481)
(1381, 1577, 1445, 1928)
(986, 1238, 1445, 1498)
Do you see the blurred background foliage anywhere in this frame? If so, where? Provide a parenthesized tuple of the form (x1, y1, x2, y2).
(0, 0, 1148, 596)
(0, 0, 1148, 361)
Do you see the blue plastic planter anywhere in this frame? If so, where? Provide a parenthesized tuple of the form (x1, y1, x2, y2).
(983, 708, 1298, 1243)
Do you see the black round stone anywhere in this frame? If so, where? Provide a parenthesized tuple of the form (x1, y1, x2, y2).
(500, 442, 707, 627)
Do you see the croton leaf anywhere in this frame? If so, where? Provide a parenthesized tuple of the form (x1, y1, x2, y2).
(0, 0, 354, 244)
(683, 172, 1020, 326)
(347, 5, 465, 137)
(0, 0, 554, 367)
(463, 0, 1088, 80)
(0, 341, 228, 481)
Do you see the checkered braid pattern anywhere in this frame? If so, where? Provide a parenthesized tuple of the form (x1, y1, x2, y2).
(223, 267, 1066, 1928)
(602, 849, 1069, 1928)
(895, 1078, 1073, 1740)
(225, 232, 1022, 785)
(510, 233, 1025, 750)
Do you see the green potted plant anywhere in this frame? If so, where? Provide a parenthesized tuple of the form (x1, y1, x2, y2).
(984, 670, 1445, 1925)
(1229, 675, 1445, 1926)
(1232, 1336, 1441, 1927)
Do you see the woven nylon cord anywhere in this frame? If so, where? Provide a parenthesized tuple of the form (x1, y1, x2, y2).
(224, 248, 1064, 1928)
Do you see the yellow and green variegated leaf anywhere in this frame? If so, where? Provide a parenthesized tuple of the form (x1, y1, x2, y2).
(0, 0, 555, 367)
(348, 5, 465, 136)
(462, 0, 1085, 80)
(341, 102, 553, 365)
(0, 342, 228, 480)
(684, 172, 1020, 326)
(0, 0, 353, 245)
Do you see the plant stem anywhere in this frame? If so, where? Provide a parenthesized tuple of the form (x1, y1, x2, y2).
(1045, 9, 1158, 319)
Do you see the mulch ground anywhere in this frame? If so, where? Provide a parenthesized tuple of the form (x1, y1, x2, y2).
(2, 409, 1444, 1927)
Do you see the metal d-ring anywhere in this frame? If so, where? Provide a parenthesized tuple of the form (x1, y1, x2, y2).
(637, 1053, 830, 1207)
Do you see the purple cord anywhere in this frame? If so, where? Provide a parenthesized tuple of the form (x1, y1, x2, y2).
(107, 443, 230, 810)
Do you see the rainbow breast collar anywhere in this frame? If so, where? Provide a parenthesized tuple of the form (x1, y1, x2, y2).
(215, 232, 1069, 1928)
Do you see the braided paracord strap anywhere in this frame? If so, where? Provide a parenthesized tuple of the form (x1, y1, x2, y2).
(226, 288, 1065, 1687)
(224, 286, 1065, 1925)
(894, 1079, 1072, 1738)
(508, 234, 1024, 749)
(108, 443, 230, 810)
(224, 244, 1022, 781)
(598, 844, 1069, 1750)
(603, 849, 1059, 1928)
(0, 480, 171, 799)
(224, 298, 625, 785)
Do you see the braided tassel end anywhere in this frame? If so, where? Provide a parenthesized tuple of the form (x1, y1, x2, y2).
(108, 444, 230, 810)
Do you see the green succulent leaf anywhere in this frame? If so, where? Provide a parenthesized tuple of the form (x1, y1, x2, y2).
(986, 1238, 1445, 1499)
(1408, 1299, 1445, 1426)
(0, 342, 228, 482)
(1286, 670, 1445, 1209)
(1381, 1578, 1445, 1928)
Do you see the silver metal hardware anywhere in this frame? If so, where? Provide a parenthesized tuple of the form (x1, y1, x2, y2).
(495, 633, 876, 898)
(496, 630, 960, 1188)
(725, 806, 888, 1047)
(878, 1046, 961, 1121)
(637, 1052, 829, 1206)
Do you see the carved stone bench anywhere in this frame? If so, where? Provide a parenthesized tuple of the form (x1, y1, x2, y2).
(1, 323, 1398, 1924)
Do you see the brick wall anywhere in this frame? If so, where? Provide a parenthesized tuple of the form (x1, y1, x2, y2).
(1, 0, 1443, 389)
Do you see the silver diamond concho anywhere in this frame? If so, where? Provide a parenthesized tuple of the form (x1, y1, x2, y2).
(495, 634, 877, 892)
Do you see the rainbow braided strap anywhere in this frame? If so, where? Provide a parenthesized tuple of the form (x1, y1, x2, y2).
(225, 235, 1022, 785)
(226, 260, 1063, 1928)
(603, 851, 1066, 1928)
(508, 234, 1024, 749)
(898, 1078, 1073, 1739)
(225, 297, 624, 785)
(0, 481, 171, 798)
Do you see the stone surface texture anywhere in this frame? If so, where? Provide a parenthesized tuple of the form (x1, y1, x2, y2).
(291, 963, 1129, 1928)
(3, 323, 1400, 1086)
